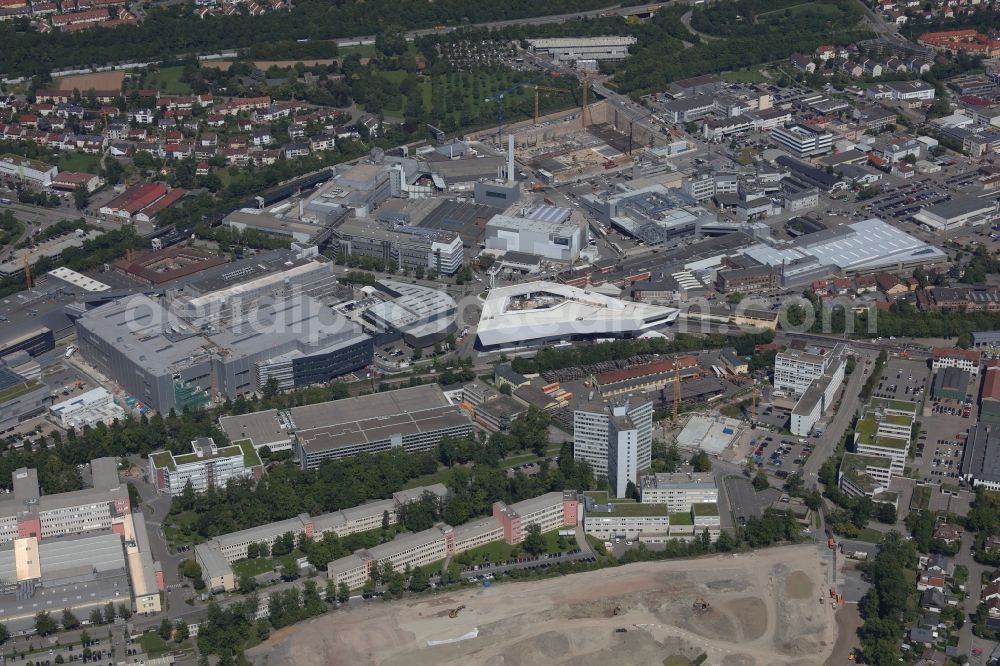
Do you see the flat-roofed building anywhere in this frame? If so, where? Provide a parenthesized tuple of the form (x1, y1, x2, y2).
(333, 216, 464, 275)
(148, 437, 263, 496)
(527, 36, 636, 63)
(48, 387, 125, 429)
(770, 124, 833, 158)
(492, 491, 578, 544)
(0, 153, 57, 186)
(484, 213, 584, 262)
(914, 197, 998, 232)
(291, 385, 474, 469)
(638, 472, 718, 512)
(223, 209, 327, 244)
(574, 398, 653, 498)
(0, 368, 51, 433)
(582, 491, 669, 540)
(961, 423, 1000, 490)
(839, 452, 894, 498)
(854, 398, 916, 475)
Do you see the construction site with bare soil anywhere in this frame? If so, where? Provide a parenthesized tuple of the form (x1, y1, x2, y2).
(247, 544, 840, 666)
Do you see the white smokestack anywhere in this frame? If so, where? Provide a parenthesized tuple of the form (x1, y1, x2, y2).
(507, 134, 515, 184)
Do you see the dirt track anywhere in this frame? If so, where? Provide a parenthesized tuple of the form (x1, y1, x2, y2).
(248, 545, 837, 666)
(56, 71, 125, 91)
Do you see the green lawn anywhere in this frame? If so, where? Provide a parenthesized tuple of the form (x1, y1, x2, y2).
(163, 510, 202, 546)
(463, 538, 517, 565)
(143, 65, 192, 94)
(57, 152, 101, 174)
(338, 44, 378, 59)
(910, 485, 931, 511)
(855, 527, 884, 544)
(400, 466, 455, 490)
(721, 68, 768, 83)
(138, 632, 169, 657)
(232, 557, 274, 579)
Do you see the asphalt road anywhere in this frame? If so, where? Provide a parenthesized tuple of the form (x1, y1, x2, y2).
(800, 348, 875, 490)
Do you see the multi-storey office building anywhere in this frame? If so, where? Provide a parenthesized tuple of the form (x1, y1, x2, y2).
(148, 437, 263, 495)
(638, 473, 718, 512)
(574, 398, 653, 497)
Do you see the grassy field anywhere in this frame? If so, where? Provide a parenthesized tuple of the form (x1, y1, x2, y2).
(663, 657, 691, 666)
(138, 633, 169, 657)
(163, 510, 202, 546)
(232, 557, 275, 579)
(462, 528, 572, 565)
(721, 68, 769, 83)
(855, 527, 885, 544)
(910, 485, 931, 511)
(57, 152, 101, 173)
(143, 65, 192, 94)
(401, 445, 562, 490)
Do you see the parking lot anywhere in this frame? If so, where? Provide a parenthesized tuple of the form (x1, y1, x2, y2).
(912, 372, 980, 486)
(871, 357, 929, 404)
(736, 427, 814, 483)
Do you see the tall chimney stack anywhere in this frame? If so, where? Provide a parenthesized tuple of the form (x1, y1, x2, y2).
(507, 134, 515, 184)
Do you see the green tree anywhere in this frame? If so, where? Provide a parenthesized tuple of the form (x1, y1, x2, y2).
(61, 608, 80, 630)
(174, 620, 189, 643)
(89, 608, 104, 626)
(34, 611, 58, 636)
(408, 565, 430, 592)
(72, 184, 90, 210)
(337, 581, 351, 604)
(158, 617, 173, 641)
(522, 523, 545, 555)
(690, 451, 712, 472)
(752, 469, 770, 491)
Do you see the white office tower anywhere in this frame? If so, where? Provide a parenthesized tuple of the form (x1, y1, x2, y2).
(574, 398, 653, 497)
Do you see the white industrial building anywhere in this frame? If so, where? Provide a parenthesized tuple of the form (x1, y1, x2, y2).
(527, 36, 637, 63)
(580, 184, 718, 245)
(484, 208, 585, 262)
(475, 281, 678, 350)
(731, 217, 946, 287)
(770, 123, 834, 158)
(0, 154, 57, 187)
(573, 397, 653, 497)
(48, 387, 126, 429)
(913, 197, 997, 231)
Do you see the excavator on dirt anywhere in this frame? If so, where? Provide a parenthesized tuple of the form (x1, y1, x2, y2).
(448, 605, 466, 618)
(692, 598, 710, 614)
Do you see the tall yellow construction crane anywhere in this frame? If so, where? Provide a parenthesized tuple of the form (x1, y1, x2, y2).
(21, 254, 31, 290)
(533, 85, 573, 124)
(672, 365, 681, 426)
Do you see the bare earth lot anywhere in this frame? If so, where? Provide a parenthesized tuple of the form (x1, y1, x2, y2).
(248, 545, 837, 666)
(56, 71, 126, 90)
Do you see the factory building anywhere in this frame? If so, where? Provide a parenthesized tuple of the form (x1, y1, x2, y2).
(333, 217, 465, 275)
(361, 280, 458, 347)
(0, 154, 57, 187)
(48, 387, 125, 429)
(527, 36, 636, 64)
(484, 208, 585, 262)
(75, 255, 373, 414)
(0, 367, 51, 433)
